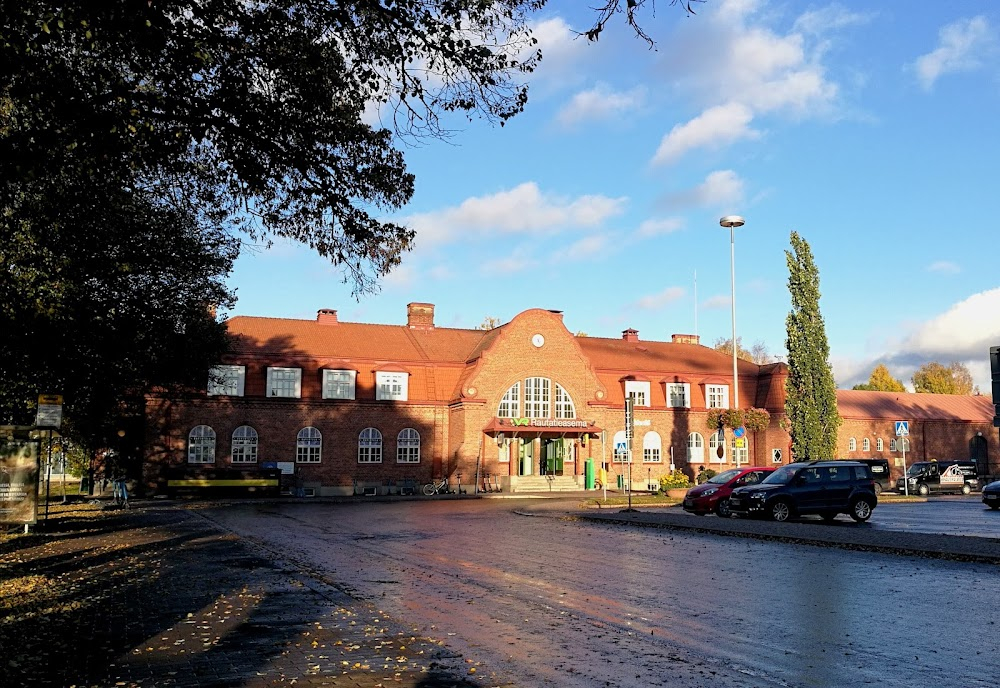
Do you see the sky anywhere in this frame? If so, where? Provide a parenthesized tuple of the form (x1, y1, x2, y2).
(226, 0, 1000, 394)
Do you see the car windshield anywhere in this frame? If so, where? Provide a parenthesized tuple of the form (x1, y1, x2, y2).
(707, 469, 741, 484)
(761, 465, 799, 485)
(906, 463, 929, 477)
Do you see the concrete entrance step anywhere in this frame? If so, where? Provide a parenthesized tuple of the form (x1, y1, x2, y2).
(511, 475, 583, 493)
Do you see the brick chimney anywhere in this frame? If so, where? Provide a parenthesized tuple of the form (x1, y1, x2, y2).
(622, 328, 639, 342)
(407, 302, 435, 329)
(671, 333, 700, 345)
(316, 308, 338, 325)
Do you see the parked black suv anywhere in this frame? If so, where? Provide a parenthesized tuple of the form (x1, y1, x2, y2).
(728, 460, 877, 523)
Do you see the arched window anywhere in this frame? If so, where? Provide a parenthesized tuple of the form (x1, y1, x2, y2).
(612, 430, 628, 463)
(188, 425, 216, 464)
(397, 428, 420, 463)
(524, 377, 551, 418)
(849, 437, 857, 452)
(687, 433, 705, 464)
(554, 383, 575, 419)
(708, 429, 726, 464)
(296, 427, 321, 463)
(231, 426, 258, 464)
(642, 432, 662, 463)
(877, 438, 884, 452)
(863, 438, 871, 452)
(498, 382, 521, 418)
(890, 439, 897, 452)
(359, 428, 383, 463)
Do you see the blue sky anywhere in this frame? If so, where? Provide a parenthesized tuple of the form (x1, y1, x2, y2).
(227, 0, 1000, 393)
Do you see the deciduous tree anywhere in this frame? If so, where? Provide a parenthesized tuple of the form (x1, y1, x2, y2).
(852, 364, 906, 392)
(784, 232, 840, 461)
(713, 337, 773, 365)
(912, 362, 974, 395)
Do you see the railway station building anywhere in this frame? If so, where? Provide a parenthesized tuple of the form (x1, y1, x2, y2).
(141, 303, 999, 496)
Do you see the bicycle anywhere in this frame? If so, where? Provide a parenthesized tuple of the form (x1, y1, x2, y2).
(422, 477, 451, 496)
(112, 477, 130, 509)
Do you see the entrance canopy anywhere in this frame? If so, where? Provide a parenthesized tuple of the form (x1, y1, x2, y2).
(482, 417, 602, 437)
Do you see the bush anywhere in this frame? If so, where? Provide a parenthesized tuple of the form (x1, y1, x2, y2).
(659, 470, 691, 490)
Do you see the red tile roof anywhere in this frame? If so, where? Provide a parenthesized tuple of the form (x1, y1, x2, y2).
(836, 389, 994, 422)
(575, 336, 756, 376)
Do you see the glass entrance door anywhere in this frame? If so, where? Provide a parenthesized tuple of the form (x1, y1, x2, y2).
(542, 439, 565, 476)
(519, 439, 533, 476)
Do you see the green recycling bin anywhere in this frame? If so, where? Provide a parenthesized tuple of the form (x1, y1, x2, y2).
(584, 459, 594, 490)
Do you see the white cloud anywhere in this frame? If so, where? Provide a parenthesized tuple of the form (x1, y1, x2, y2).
(481, 247, 539, 276)
(662, 170, 745, 210)
(927, 261, 961, 275)
(651, 103, 759, 166)
(702, 295, 732, 310)
(406, 182, 627, 246)
(836, 288, 1000, 390)
(526, 17, 592, 86)
(793, 5, 873, 36)
(633, 287, 687, 311)
(381, 263, 417, 289)
(636, 217, 684, 239)
(912, 16, 993, 90)
(556, 84, 646, 127)
(561, 234, 610, 261)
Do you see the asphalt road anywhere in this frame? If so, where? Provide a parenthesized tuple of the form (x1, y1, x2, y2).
(198, 498, 1000, 688)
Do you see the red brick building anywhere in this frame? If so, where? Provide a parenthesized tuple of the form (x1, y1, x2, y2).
(141, 303, 999, 495)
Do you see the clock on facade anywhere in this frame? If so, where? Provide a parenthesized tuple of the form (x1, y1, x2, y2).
(531, 334, 545, 348)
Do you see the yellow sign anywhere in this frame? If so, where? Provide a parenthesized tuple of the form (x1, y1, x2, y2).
(735, 438, 746, 448)
(38, 394, 63, 406)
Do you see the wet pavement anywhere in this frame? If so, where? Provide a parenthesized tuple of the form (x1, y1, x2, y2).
(4, 494, 1000, 687)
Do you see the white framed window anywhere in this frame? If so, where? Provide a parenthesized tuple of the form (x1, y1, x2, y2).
(612, 430, 629, 463)
(267, 367, 301, 398)
(731, 437, 748, 465)
(296, 427, 321, 463)
(187, 425, 216, 464)
(524, 377, 551, 418)
(890, 438, 897, 452)
(322, 369, 356, 400)
(376, 372, 408, 401)
(208, 365, 245, 396)
(498, 382, 521, 418)
(849, 437, 857, 452)
(706, 385, 729, 409)
(625, 380, 650, 408)
(397, 428, 420, 463)
(554, 383, 575, 419)
(231, 426, 258, 464)
(863, 438, 871, 452)
(877, 438, 884, 452)
(666, 383, 690, 408)
(709, 429, 726, 463)
(687, 432, 705, 463)
(358, 427, 383, 463)
(642, 432, 662, 463)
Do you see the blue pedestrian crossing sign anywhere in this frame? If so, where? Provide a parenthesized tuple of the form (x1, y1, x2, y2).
(615, 442, 627, 453)
(895, 421, 909, 437)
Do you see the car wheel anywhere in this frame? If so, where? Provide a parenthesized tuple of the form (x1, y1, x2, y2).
(990, 503, 1000, 510)
(873, 483, 882, 496)
(850, 498, 874, 522)
(917, 484, 929, 497)
(769, 500, 792, 522)
(961, 484, 971, 495)
(715, 498, 732, 518)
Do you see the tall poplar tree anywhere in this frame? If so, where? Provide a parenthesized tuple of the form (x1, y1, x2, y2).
(784, 232, 841, 461)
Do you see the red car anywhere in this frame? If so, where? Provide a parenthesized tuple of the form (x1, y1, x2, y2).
(682, 466, 776, 517)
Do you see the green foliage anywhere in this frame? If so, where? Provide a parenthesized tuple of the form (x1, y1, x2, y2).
(912, 362, 974, 395)
(660, 470, 691, 490)
(784, 232, 841, 461)
(852, 364, 906, 392)
(743, 408, 771, 432)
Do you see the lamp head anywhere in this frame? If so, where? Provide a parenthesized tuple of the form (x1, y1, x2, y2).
(720, 215, 745, 228)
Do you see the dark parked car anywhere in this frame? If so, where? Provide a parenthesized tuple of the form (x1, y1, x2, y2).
(895, 460, 979, 496)
(682, 466, 775, 517)
(728, 460, 877, 523)
(982, 480, 1000, 509)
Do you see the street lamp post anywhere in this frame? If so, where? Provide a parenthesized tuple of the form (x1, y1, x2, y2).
(720, 215, 744, 464)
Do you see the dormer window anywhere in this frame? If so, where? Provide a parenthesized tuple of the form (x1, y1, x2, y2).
(706, 384, 729, 409)
(267, 367, 301, 398)
(624, 380, 650, 407)
(322, 369, 356, 400)
(376, 372, 408, 401)
(208, 365, 245, 396)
